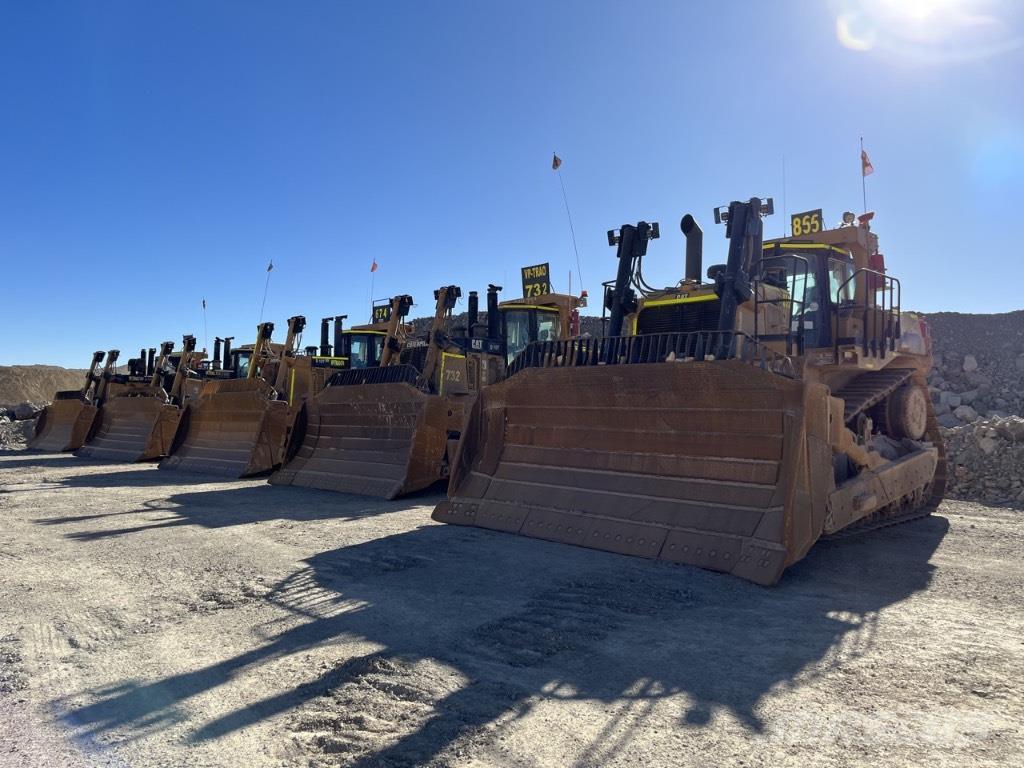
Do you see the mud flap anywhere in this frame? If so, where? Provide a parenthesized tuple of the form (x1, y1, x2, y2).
(434, 361, 833, 586)
(28, 399, 99, 453)
(270, 383, 464, 499)
(75, 396, 181, 462)
(159, 379, 288, 478)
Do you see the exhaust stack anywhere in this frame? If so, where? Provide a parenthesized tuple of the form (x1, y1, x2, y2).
(468, 291, 479, 338)
(213, 338, 223, 370)
(223, 337, 233, 372)
(146, 348, 156, 376)
(333, 315, 347, 357)
(486, 284, 501, 340)
(319, 317, 332, 356)
(681, 214, 703, 283)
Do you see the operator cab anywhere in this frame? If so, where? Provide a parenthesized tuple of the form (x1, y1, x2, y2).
(499, 304, 563, 365)
(232, 349, 253, 378)
(758, 242, 857, 349)
(336, 330, 387, 369)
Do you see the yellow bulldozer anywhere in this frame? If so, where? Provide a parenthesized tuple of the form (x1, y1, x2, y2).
(271, 284, 584, 498)
(158, 315, 319, 477)
(28, 350, 110, 452)
(74, 338, 204, 462)
(435, 198, 945, 585)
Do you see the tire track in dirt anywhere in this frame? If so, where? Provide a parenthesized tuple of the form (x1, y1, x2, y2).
(285, 567, 694, 766)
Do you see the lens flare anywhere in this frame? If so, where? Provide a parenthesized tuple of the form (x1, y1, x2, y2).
(834, 0, 1022, 62)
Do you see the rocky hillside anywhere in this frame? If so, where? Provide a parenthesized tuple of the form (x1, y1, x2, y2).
(923, 310, 1024, 504)
(926, 310, 1024, 425)
(0, 365, 88, 409)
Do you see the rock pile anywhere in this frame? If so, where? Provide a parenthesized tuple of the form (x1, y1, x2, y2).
(0, 413, 35, 450)
(942, 416, 1024, 504)
(4, 402, 41, 421)
(925, 311, 1024, 504)
(926, 310, 1024, 427)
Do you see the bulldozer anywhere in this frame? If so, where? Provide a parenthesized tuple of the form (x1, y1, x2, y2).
(271, 284, 584, 498)
(28, 351, 110, 452)
(158, 315, 318, 477)
(435, 198, 945, 585)
(75, 337, 205, 462)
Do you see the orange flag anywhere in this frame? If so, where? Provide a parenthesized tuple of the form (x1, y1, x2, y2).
(861, 148, 874, 177)
(370, 260, 378, 273)
(551, 153, 562, 170)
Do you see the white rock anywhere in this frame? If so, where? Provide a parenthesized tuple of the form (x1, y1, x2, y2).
(962, 354, 979, 372)
(954, 405, 979, 422)
(977, 436, 998, 455)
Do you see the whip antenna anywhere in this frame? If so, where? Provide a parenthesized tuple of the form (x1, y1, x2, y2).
(552, 152, 584, 293)
(258, 259, 274, 323)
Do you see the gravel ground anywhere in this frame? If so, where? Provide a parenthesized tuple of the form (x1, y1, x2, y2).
(0, 450, 1021, 768)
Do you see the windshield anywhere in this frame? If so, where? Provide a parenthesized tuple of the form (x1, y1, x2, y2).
(503, 308, 561, 364)
(504, 310, 532, 364)
(235, 352, 251, 378)
(347, 334, 383, 369)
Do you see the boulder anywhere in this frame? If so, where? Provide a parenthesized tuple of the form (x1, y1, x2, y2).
(954, 405, 979, 422)
(12, 402, 39, 421)
(937, 413, 960, 429)
(962, 354, 979, 372)
(995, 418, 1024, 443)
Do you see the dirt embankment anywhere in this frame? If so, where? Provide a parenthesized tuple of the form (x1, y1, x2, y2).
(0, 366, 88, 410)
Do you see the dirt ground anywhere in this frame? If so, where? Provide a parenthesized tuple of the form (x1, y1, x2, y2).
(0, 451, 1021, 768)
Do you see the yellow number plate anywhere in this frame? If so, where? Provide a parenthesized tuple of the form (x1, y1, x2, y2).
(521, 262, 550, 299)
(791, 208, 824, 237)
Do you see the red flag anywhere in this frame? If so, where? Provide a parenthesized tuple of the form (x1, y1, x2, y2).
(861, 149, 874, 177)
(370, 260, 378, 273)
(551, 153, 562, 170)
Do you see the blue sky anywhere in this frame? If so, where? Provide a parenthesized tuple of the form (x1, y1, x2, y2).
(1, 0, 1022, 366)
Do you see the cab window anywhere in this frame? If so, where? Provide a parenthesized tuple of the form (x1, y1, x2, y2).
(235, 353, 251, 378)
(348, 335, 373, 369)
(504, 310, 532, 364)
(829, 258, 856, 303)
(537, 311, 560, 343)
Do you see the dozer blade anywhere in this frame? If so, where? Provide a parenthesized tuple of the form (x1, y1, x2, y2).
(75, 395, 182, 462)
(159, 379, 288, 478)
(434, 361, 838, 586)
(28, 397, 99, 452)
(270, 383, 459, 499)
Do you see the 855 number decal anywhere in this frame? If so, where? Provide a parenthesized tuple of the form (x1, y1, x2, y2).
(791, 209, 823, 237)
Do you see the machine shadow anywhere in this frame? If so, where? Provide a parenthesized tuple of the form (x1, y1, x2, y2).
(0, 450, 113, 470)
(57, 509, 949, 764)
(44, 477, 435, 541)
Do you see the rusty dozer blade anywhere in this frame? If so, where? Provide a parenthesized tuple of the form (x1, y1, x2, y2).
(434, 361, 840, 586)
(271, 377, 459, 499)
(75, 394, 182, 462)
(159, 378, 289, 477)
(28, 395, 99, 452)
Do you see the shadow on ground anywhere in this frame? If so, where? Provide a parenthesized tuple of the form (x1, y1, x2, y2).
(34, 476, 431, 539)
(53, 478, 950, 765)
